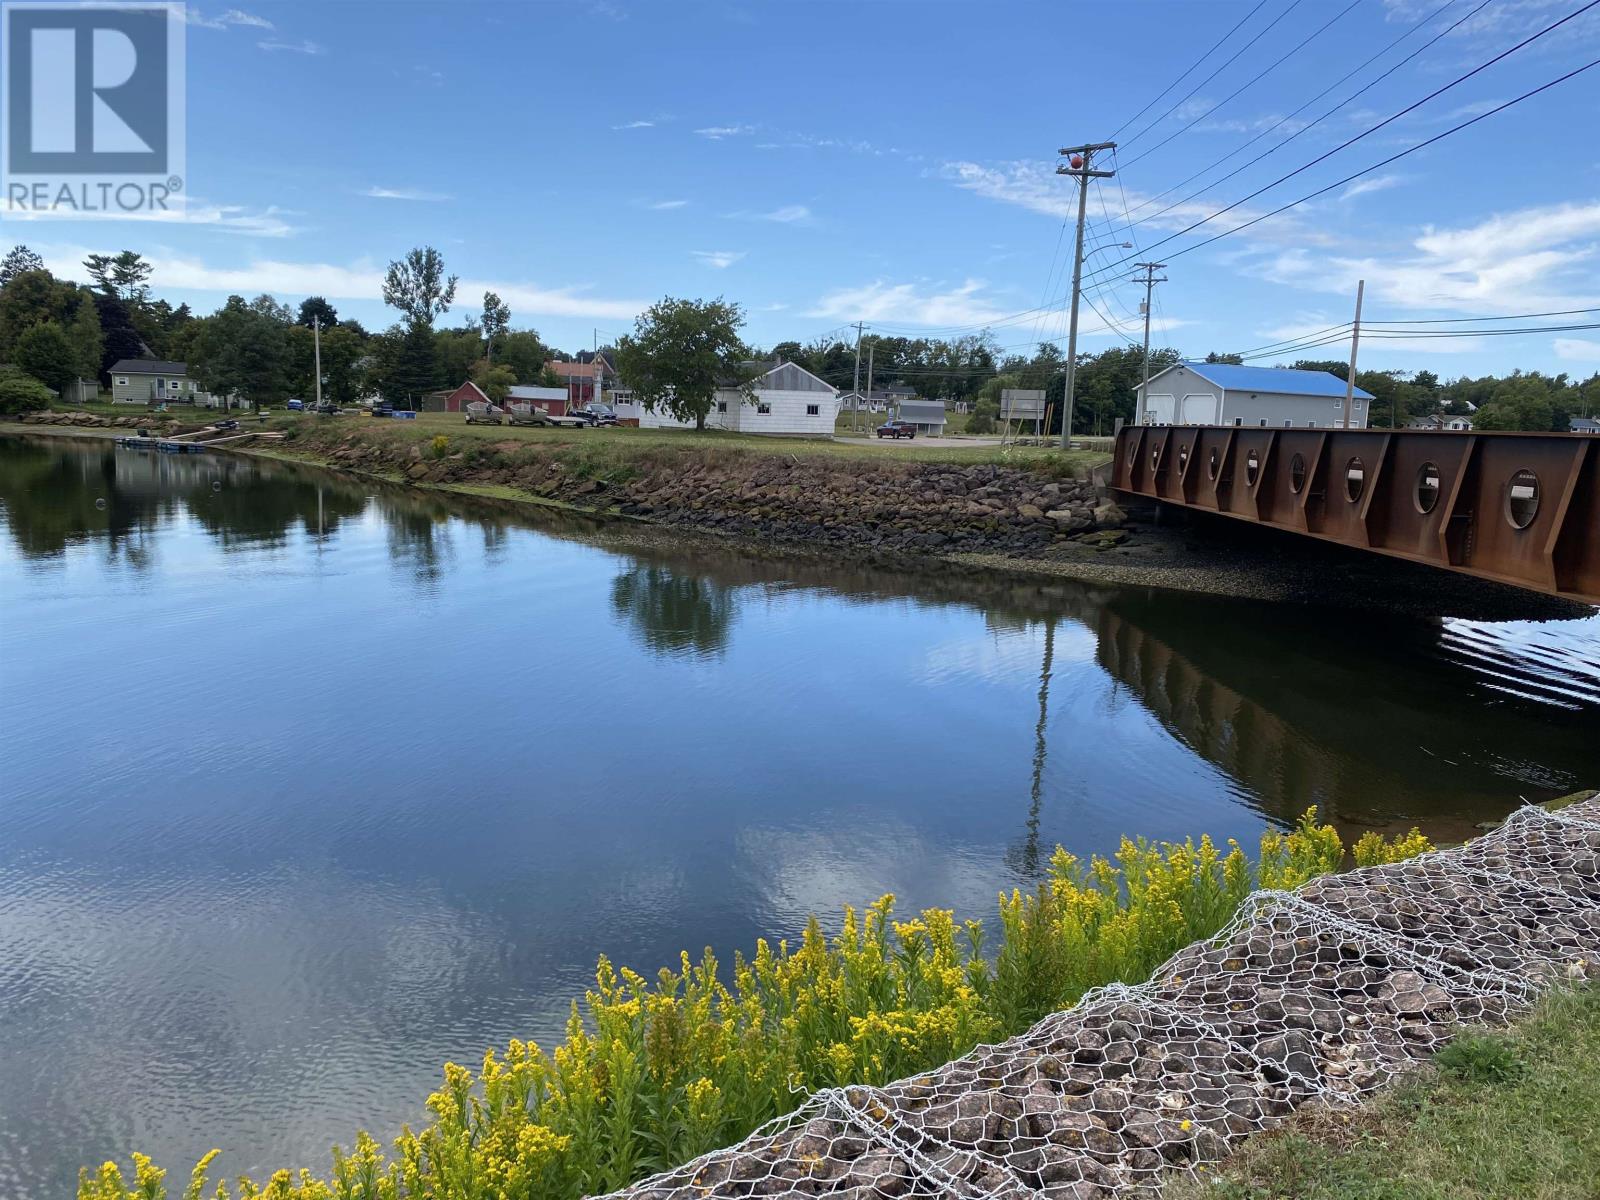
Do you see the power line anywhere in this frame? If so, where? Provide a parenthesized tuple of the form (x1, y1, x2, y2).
(1364, 306, 1600, 325)
(1120, 0, 1364, 171)
(1079, 13, 1600, 289)
(856, 1, 1592, 346)
(1120, 0, 1311, 151)
(1121, 0, 1487, 225)
(1108, 0, 1272, 140)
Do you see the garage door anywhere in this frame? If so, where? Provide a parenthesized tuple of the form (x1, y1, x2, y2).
(1146, 394, 1176, 424)
(1181, 393, 1218, 425)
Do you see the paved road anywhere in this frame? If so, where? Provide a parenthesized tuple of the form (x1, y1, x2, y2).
(833, 435, 1006, 449)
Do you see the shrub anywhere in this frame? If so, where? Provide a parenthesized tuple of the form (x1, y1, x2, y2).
(0, 366, 54, 414)
(82, 810, 1429, 1200)
(430, 434, 450, 459)
(967, 400, 1000, 435)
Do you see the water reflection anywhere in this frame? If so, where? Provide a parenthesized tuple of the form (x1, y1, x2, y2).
(611, 565, 738, 659)
(2, 434, 1598, 1199)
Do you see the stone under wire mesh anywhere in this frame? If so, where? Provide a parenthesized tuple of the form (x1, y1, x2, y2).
(597, 798, 1600, 1200)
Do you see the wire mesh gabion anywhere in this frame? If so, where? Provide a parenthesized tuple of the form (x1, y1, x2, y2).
(596, 798, 1600, 1200)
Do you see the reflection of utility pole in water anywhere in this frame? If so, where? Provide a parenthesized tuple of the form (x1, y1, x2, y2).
(1013, 617, 1057, 878)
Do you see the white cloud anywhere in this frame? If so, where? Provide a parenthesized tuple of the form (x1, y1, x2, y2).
(726, 204, 813, 224)
(1253, 201, 1600, 315)
(2, 198, 299, 237)
(612, 120, 655, 130)
(940, 160, 1294, 240)
(180, 8, 273, 30)
(806, 279, 1016, 327)
(692, 250, 746, 269)
(363, 185, 452, 202)
(695, 124, 755, 139)
(20, 248, 648, 321)
(259, 38, 325, 55)
(1172, 98, 1214, 121)
(1554, 337, 1600, 362)
(1339, 174, 1405, 201)
(647, 199, 688, 210)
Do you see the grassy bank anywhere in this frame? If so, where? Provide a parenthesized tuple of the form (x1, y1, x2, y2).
(1167, 984, 1600, 1200)
(278, 411, 1106, 473)
(80, 814, 1427, 1200)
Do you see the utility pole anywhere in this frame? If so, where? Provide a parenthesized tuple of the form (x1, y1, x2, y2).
(1343, 278, 1364, 429)
(864, 339, 875, 433)
(850, 320, 864, 434)
(1133, 262, 1166, 427)
(313, 315, 323, 409)
(1056, 141, 1116, 450)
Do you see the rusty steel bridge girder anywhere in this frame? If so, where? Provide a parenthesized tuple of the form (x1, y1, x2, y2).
(1111, 426, 1600, 606)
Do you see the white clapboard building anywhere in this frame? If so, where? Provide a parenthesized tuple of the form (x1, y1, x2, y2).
(624, 360, 840, 436)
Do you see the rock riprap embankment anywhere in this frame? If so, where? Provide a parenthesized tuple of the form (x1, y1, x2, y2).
(320, 435, 1132, 559)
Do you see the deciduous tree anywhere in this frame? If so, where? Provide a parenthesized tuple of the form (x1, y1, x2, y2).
(615, 297, 756, 430)
(13, 321, 76, 395)
(382, 246, 457, 329)
(297, 296, 339, 329)
(481, 291, 510, 360)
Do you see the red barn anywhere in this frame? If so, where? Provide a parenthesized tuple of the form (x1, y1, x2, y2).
(442, 380, 492, 413)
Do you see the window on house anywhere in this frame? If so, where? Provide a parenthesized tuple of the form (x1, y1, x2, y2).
(1308, 420, 1317, 428)
(1258, 418, 1268, 427)
(1233, 417, 1242, 426)
(716, 401, 727, 413)
(116, 377, 127, 386)
(1334, 398, 1343, 409)
(1283, 419, 1292, 427)
(806, 404, 819, 416)
(757, 402, 771, 414)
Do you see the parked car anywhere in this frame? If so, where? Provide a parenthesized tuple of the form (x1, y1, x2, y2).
(570, 404, 619, 427)
(876, 420, 917, 439)
(370, 401, 394, 418)
(286, 398, 304, 411)
(213, 418, 240, 432)
(314, 402, 340, 415)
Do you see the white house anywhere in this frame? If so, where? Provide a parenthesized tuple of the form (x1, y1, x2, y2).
(632, 361, 840, 436)
(1135, 361, 1374, 429)
(1407, 413, 1474, 432)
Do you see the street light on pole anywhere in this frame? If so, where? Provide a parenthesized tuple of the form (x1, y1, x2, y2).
(1055, 141, 1116, 451)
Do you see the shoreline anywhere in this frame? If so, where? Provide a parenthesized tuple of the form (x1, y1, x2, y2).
(3, 419, 1590, 622)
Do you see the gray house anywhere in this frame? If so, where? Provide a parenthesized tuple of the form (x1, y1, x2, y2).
(110, 359, 228, 407)
(1135, 362, 1374, 429)
(896, 397, 947, 435)
(1571, 417, 1600, 434)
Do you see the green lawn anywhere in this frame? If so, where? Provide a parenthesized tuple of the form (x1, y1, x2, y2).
(1166, 985, 1600, 1200)
(278, 410, 1110, 476)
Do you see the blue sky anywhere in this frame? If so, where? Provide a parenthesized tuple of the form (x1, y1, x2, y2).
(5, 0, 1600, 378)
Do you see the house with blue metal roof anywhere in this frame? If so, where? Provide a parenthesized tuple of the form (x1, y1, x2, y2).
(1134, 361, 1375, 430)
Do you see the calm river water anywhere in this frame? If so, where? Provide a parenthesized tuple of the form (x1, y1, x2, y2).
(2, 435, 1597, 1197)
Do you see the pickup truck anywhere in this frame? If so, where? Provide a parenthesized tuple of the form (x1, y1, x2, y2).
(876, 420, 917, 440)
(569, 405, 619, 427)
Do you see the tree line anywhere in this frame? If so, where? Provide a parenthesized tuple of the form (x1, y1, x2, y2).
(0, 244, 570, 413)
(2, 240, 1594, 431)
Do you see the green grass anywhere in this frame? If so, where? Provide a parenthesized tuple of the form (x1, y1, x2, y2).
(1166, 985, 1600, 1200)
(281, 410, 1110, 475)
